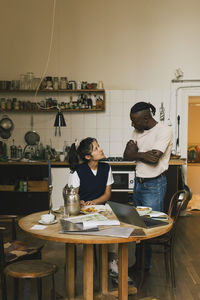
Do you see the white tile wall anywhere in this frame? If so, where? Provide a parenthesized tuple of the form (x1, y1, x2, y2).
(3, 89, 174, 157)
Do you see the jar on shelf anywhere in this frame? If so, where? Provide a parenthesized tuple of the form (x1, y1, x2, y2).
(0, 98, 6, 110)
(6, 99, 12, 110)
(53, 77, 59, 90)
(46, 77, 53, 89)
(19, 74, 25, 90)
(13, 98, 19, 110)
(60, 77, 67, 89)
(27, 72, 34, 90)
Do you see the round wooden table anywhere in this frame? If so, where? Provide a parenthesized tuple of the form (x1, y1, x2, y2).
(19, 211, 172, 300)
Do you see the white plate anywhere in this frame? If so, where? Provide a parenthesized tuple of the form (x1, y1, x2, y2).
(136, 206, 152, 216)
(39, 219, 58, 225)
(80, 205, 104, 214)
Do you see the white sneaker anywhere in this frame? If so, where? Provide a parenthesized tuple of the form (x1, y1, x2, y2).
(108, 259, 118, 278)
(112, 276, 135, 286)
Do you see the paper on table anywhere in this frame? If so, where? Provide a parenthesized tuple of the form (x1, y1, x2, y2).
(66, 213, 108, 223)
(149, 211, 168, 218)
(30, 225, 47, 230)
(72, 226, 134, 238)
(83, 219, 120, 229)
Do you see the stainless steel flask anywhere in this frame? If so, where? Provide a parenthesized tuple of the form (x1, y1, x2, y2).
(63, 184, 80, 216)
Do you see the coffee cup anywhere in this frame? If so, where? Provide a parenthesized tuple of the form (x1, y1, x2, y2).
(41, 213, 55, 224)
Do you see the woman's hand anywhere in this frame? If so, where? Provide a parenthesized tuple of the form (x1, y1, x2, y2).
(80, 200, 86, 206)
(85, 200, 95, 206)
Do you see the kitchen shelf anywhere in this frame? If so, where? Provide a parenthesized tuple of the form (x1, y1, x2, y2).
(0, 89, 105, 112)
(0, 164, 49, 214)
(0, 89, 105, 93)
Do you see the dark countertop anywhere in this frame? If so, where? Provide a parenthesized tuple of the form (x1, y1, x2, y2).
(0, 159, 186, 166)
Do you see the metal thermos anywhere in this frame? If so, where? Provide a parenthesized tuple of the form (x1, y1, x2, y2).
(63, 184, 80, 216)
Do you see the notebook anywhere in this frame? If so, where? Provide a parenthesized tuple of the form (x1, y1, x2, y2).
(107, 201, 168, 229)
(60, 218, 99, 233)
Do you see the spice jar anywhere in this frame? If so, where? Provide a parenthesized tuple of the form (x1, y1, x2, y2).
(6, 99, 12, 110)
(0, 98, 6, 110)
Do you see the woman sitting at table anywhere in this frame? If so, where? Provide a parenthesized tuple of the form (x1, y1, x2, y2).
(68, 137, 113, 206)
(68, 137, 134, 286)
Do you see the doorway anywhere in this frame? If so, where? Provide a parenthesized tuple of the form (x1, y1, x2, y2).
(187, 96, 200, 208)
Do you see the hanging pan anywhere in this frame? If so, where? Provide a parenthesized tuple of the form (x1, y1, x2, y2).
(0, 114, 14, 131)
(24, 130, 40, 145)
(0, 127, 11, 139)
(24, 114, 40, 145)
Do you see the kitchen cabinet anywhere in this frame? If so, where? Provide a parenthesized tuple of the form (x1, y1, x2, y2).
(0, 162, 49, 214)
(0, 89, 105, 112)
(0, 159, 185, 215)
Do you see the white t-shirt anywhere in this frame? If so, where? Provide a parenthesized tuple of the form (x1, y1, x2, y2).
(132, 123, 173, 178)
(68, 164, 114, 188)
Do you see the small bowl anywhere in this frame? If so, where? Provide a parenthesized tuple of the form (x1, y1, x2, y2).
(136, 206, 152, 216)
(41, 213, 55, 224)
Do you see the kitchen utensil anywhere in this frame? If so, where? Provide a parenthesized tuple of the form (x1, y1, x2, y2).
(54, 111, 66, 136)
(24, 114, 40, 145)
(63, 184, 80, 216)
(176, 115, 180, 149)
(24, 131, 40, 145)
(0, 114, 14, 131)
(0, 127, 11, 139)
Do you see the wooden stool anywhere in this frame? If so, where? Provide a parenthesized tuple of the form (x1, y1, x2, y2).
(5, 260, 57, 300)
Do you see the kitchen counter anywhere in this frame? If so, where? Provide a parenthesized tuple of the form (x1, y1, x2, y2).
(0, 159, 185, 214)
(0, 159, 186, 166)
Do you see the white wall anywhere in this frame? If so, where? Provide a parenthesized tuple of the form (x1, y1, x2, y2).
(1, 0, 200, 157)
(1, 0, 200, 89)
(3, 89, 173, 157)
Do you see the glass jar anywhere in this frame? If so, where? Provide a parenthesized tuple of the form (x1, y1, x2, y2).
(27, 72, 34, 90)
(46, 77, 53, 89)
(6, 99, 12, 110)
(19, 74, 25, 90)
(53, 77, 59, 90)
(60, 77, 67, 90)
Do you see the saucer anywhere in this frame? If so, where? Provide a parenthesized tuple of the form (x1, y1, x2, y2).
(39, 219, 58, 225)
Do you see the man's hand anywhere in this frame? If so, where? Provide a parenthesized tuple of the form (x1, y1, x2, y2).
(123, 140, 138, 160)
(142, 149, 163, 164)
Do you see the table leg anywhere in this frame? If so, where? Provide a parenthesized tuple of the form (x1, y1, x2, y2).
(118, 243, 128, 300)
(65, 243, 75, 299)
(100, 244, 108, 294)
(83, 244, 94, 300)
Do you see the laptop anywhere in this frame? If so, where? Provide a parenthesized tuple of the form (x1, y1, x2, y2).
(107, 201, 168, 229)
(60, 218, 99, 233)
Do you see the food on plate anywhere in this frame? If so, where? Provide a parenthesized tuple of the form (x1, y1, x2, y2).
(136, 207, 149, 211)
(80, 207, 98, 213)
(136, 206, 152, 216)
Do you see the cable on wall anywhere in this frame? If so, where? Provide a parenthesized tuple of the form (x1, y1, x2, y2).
(34, 0, 57, 103)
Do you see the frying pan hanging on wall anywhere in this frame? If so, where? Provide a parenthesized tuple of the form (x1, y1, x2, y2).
(0, 127, 11, 139)
(24, 114, 40, 145)
(24, 131, 40, 145)
(0, 114, 14, 131)
(0, 114, 14, 139)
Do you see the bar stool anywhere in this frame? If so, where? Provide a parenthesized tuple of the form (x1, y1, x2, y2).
(5, 260, 57, 300)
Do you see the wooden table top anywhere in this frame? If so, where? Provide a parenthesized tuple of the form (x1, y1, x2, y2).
(19, 211, 173, 245)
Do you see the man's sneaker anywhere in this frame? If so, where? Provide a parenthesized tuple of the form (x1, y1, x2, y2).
(108, 259, 118, 278)
(112, 276, 135, 286)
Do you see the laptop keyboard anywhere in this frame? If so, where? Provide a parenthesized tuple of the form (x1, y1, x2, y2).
(143, 217, 168, 227)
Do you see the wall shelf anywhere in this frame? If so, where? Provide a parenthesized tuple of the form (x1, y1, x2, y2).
(0, 89, 105, 112)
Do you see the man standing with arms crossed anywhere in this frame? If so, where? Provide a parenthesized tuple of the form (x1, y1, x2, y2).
(123, 101, 173, 270)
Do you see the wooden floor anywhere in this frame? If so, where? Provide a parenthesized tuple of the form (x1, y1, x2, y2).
(2, 211, 200, 300)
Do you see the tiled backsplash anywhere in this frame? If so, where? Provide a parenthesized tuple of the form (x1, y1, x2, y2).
(3, 89, 173, 157)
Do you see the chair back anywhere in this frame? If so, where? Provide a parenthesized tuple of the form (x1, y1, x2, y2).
(168, 189, 189, 226)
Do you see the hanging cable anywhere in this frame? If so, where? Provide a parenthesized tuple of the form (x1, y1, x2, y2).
(34, 0, 57, 102)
